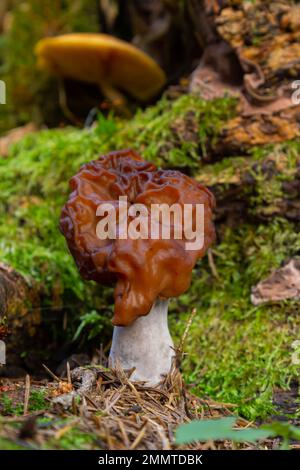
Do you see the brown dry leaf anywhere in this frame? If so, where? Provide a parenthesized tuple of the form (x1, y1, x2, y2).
(251, 259, 300, 305)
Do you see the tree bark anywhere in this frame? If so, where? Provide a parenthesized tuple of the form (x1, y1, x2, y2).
(0, 263, 41, 375)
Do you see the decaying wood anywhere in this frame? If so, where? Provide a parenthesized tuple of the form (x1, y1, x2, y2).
(189, 1, 300, 153)
(215, 1, 300, 97)
(219, 106, 300, 153)
(0, 262, 41, 333)
(197, 152, 300, 224)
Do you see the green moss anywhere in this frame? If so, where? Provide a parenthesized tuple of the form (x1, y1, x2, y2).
(196, 140, 300, 220)
(247, 143, 300, 215)
(112, 95, 237, 168)
(0, 125, 115, 340)
(170, 219, 300, 420)
(199, 140, 299, 181)
(0, 416, 97, 450)
(0, 395, 23, 416)
(0, 437, 26, 450)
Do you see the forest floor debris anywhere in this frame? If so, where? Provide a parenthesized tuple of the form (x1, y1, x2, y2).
(0, 365, 275, 450)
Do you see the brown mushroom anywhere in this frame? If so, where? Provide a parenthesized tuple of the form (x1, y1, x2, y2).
(35, 33, 166, 104)
(60, 149, 215, 385)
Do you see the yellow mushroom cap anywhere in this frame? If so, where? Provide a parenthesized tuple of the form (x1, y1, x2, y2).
(35, 33, 166, 102)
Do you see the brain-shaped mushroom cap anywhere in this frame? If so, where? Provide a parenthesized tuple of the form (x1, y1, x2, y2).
(60, 150, 215, 326)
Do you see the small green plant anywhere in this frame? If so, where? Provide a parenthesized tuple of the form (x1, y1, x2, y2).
(175, 417, 300, 450)
(175, 417, 271, 445)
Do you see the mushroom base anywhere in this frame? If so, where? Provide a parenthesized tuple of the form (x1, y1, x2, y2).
(108, 299, 174, 386)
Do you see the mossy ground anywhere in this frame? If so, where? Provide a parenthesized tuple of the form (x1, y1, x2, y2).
(0, 94, 300, 440)
(171, 220, 300, 420)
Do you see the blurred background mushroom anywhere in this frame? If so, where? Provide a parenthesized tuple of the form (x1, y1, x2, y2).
(35, 33, 166, 122)
(60, 149, 215, 385)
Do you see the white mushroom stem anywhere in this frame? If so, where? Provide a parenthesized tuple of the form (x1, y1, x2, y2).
(109, 299, 175, 386)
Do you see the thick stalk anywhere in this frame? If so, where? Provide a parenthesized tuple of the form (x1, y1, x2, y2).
(109, 299, 174, 386)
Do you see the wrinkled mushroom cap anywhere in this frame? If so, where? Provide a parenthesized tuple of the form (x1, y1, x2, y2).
(35, 33, 166, 102)
(60, 150, 215, 326)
